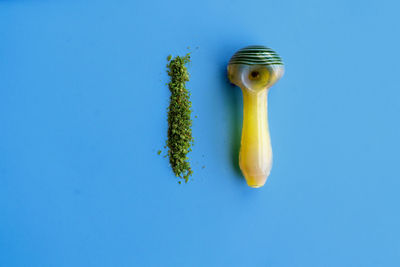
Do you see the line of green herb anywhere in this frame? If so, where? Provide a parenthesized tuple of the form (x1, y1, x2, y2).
(166, 53, 193, 182)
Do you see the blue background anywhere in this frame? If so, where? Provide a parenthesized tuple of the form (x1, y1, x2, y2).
(1, 0, 400, 266)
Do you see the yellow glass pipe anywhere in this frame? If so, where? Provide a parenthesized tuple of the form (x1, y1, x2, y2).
(227, 46, 284, 188)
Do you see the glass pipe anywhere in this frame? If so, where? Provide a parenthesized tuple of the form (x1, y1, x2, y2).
(227, 46, 284, 188)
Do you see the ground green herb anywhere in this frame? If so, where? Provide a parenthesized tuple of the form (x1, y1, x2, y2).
(166, 53, 193, 182)
(157, 150, 162, 155)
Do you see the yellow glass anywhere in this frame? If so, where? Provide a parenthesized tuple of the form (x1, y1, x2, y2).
(227, 46, 284, 188)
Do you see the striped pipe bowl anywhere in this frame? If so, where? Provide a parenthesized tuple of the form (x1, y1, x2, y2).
(228, 45, 283, 66)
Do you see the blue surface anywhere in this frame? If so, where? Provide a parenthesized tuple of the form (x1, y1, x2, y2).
(1, 0, 400, 266)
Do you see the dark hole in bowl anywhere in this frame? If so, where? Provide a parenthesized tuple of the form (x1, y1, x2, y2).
(250, 71, 260, 79)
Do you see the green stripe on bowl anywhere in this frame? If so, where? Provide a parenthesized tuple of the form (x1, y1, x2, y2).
(229, 45, 284, 66)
